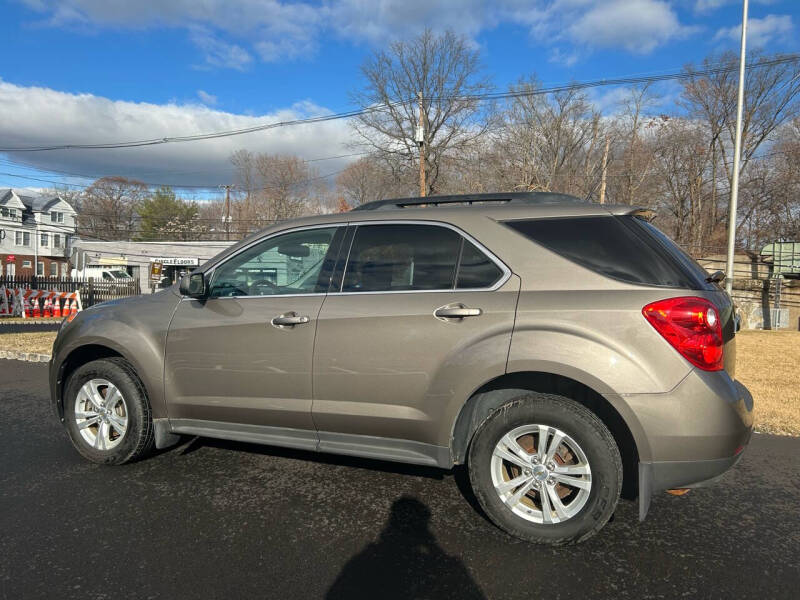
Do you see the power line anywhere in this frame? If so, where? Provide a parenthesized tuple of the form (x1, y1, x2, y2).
(2, 54, 797, 153)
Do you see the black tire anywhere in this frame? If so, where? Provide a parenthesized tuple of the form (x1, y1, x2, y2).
(467, 393, 622, 545)
(63, 358, 155, 465)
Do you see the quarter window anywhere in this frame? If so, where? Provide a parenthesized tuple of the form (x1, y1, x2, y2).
(209, 227, 339, 298)
(457, 240, 504, 289)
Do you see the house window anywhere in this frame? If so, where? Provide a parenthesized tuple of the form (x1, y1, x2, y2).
(10, 209, 16, 218)
(1, 207, 7, 218)
(37, 262, 44, 276)
(16, 231, 31, 246)
(41, 233, 49, 247)
(22, 260, 31, 269)
(54, 234, 61, 248)
(50, 211, 65, 224)
(50, 262, 58, 277)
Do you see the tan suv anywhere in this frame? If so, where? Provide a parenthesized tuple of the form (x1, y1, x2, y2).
(49, 193, 753, 544)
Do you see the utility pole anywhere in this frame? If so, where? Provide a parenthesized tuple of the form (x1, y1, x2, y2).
(416, 91, 427, 197)
(219, 184, 235, 241)
(725, 0, 748, 296)
(598, 137, 610, 205)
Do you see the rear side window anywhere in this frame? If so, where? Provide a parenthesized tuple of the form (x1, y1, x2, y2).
(504, 216, 711, 290)
(343, 224, 461, 292)
(341, 224, 505, 292)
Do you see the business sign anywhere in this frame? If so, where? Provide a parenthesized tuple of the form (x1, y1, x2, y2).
(152, 257, 199, 266)
(150, 261, 164, 283)
(98, 257, 127, 266)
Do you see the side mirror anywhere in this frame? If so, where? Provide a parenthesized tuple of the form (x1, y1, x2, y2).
(180, 272, 207, 298)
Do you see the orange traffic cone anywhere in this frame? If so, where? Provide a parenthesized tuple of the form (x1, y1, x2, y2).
(32, 297, 41, 318)
(24, 297, 32, 318)
(44, 297, 53, 318)
(53, 297, 61, 318)
(69, 298, 78, 317)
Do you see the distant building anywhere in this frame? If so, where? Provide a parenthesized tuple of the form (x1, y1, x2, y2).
(0, 188, 77, 278)
(72, 239, 235, 292)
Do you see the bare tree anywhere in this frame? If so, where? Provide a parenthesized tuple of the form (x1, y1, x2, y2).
(335, 156, 395, 206)
(609, 84, 659, 205)
(226, 151, 330, 236)
(681, 51, 800, 241)
(350, 29, 494, 196)
(78, 176, 148, 240)
(650, 117, 714, 247)
(491, 78, 604, 199)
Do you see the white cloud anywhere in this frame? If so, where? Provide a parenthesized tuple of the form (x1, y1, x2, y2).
(196, 90, 217, 105)
(189, 28, 252, 70)
(566, 0, 698, 54)
(0, 80, 356, 188)
(713, 14, 794, 48)
(20, 0, 700, 67)
(695, 0, 777, 14)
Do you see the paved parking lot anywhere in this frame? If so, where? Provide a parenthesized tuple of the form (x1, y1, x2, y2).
(1, 360, 798, 599)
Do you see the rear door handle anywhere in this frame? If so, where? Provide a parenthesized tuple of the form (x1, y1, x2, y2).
(434, 306, 483, 319)
(271, 313, 310, 327)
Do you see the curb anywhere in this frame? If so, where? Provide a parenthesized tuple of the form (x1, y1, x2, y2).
(0, 350, 51, 362)
(0, 319, 63, 326)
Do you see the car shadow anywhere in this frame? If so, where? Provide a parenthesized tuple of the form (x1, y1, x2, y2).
(325, 495, 488, 600)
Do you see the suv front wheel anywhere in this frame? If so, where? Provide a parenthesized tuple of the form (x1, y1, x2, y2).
(63, 358, 155, 465)
(468, 393, 622, 545)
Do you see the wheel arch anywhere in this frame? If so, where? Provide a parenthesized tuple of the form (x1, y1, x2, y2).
(450, 371, 644, 499)
(55, 343, 134, 420)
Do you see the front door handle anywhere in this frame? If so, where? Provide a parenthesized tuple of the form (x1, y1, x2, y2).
(434, 305, 483, 319)
(271, 313, 310, 328)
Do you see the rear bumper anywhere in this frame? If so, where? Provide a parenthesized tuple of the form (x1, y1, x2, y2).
(616, 370, 754, 520)
(637, 440, 749, 520)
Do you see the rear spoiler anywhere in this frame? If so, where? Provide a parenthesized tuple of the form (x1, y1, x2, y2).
(603, 204, 656, 221)
(629, 208, 656, 222)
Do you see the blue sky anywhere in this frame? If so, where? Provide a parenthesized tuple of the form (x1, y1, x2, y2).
(0, 0, 798, 193)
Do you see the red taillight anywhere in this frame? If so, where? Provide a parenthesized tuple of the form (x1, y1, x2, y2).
(642, 297, 724, 371)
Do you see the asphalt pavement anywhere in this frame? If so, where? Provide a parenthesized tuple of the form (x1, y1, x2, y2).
(1, 360, 798, 600)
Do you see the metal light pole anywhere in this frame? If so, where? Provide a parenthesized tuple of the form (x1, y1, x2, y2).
(725, 0, 749, 295)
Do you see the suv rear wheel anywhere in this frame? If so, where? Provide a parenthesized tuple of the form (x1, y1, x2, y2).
(63, 358, 155, 465)
(467, 393, 622, 545)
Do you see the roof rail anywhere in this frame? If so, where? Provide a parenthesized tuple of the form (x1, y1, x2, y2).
(351, 192, 585, 211)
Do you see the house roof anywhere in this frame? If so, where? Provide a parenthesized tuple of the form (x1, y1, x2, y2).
(0, 188, 27, 210)
(1, 188, 76, 213)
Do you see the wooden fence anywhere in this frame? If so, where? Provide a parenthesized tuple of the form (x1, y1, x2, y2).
(0, 275, 141, 307)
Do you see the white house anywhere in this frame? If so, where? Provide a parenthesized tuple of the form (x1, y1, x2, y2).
(0, 188, 77, 278)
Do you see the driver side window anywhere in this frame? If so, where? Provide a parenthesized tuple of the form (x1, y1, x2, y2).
(209, 227, 339, 298)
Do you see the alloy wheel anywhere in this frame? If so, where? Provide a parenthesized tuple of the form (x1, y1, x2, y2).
(74, 378, 128, 451)
(490, 424, 592, 524)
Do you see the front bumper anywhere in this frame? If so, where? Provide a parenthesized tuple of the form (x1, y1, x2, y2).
(618, 370, 754, 520)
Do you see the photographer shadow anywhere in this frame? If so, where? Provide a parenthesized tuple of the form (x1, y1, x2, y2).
(326, 495, 487, 600)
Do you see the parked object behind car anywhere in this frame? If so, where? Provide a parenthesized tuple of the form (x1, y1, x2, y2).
(70, 266, 133, 282)
(49, 193, 753, 545)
